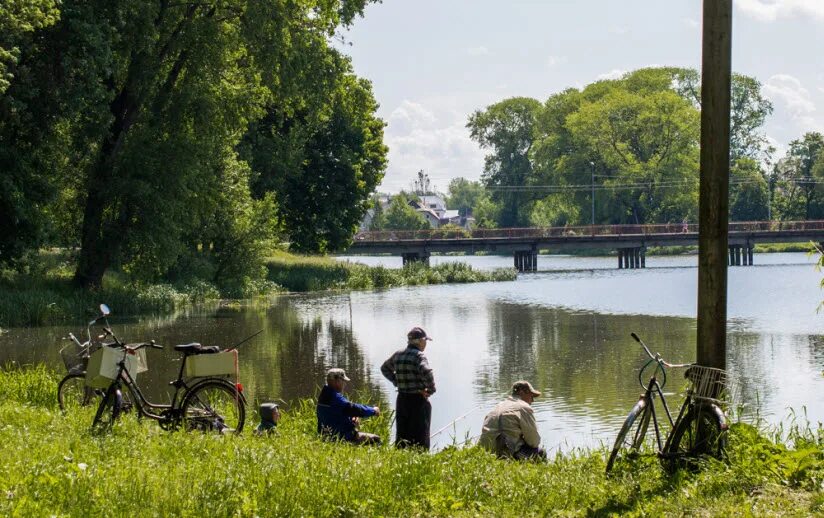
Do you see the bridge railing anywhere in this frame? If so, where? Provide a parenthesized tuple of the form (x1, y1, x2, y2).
(353, 220, 824, 242)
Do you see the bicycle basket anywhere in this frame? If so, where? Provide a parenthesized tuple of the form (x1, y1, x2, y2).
(60, 342, 99, 373)
(684, 365, 739, 405)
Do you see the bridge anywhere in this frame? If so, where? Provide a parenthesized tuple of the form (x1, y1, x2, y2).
(347, 221, 824, 272)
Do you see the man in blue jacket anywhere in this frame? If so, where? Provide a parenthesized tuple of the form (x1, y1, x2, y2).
(317, 368, 381, 445)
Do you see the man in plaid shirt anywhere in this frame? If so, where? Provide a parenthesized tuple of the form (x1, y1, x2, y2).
(381, 326, 436, 449)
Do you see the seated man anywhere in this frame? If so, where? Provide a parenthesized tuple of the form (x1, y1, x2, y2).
(317, 368, 381, 445)
(478, 381, 547, 461)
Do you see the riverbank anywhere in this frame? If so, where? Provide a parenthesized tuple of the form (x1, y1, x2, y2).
(265, 251, 516, 291)
(0, 250, 516, 328)
(0, 366, 821, 516)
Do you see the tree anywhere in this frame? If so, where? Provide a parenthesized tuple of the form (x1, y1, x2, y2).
(526, 67, 772, 227)
(775, 132, 824, 220)
(665, 68, 774, 161)
(368, 196, 388, 231)
(0, 0, 59, 94)
(445, 178, 486, 217)
(729, 158, 769, 221)
(384, 195, 429, 230)
(0, 0, 376, 286)
(245, 69, 387, 253)
(467, 97, 542, 227)
(0, 0, 61, 265)
(563, 75, 700, 224)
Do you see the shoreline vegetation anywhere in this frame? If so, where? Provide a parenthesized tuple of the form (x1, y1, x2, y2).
(1, 366, 822, 516)
(0, 243, 816, 329)
(0, 250, 516, 328)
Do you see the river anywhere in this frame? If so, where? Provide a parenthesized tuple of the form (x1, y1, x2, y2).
(2, 252, 823, 452)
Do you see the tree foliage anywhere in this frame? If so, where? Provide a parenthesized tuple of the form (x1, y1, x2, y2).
(0, 0, 385, 291)
(383, 195, 429, 231)
(467, 97, 541, 227)
(470, 67, 780, 228)
(774, 132, 824, 220)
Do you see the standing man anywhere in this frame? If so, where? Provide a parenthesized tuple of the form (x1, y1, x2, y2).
(317, 368, 382, 445)
(381, 326, 436, 450)
(478, 381, 546, 461)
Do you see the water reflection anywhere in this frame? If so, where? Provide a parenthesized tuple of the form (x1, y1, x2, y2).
(1, 253, 823, 451)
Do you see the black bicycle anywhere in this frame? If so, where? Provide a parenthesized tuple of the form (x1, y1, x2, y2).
(605, 333, 732, 473)
(90, 316, 246, 434)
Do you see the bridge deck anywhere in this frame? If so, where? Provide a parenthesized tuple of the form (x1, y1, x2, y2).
(347, 221, 824, 254)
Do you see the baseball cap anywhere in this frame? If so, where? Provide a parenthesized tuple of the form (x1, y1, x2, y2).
(326, 368, 351, 382)
(407, 327, 432, 341)
(512, 380, 541, 397)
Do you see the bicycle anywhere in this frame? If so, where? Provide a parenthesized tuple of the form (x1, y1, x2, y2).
(90, 322, 247, 434)
(56, 304, 111, 412)
(605, 333, 733, 473)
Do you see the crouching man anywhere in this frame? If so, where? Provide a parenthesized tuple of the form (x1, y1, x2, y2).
(317, 368, 381, 445)
(478, 381, 547, 461)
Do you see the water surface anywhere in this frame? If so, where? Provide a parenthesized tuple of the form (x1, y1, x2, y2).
(2, 252, 822, 451)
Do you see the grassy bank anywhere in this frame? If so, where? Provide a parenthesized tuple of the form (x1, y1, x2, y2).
(265, 252, 516, 292)
(1, 366, 822, 516)
(0, 251, 516, 328)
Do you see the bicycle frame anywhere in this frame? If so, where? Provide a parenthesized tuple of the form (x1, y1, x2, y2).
(630, 345, 726, 457)
(107, 346, 242, 425)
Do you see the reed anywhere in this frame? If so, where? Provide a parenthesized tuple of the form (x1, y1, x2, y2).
(266, 252, 516, 292)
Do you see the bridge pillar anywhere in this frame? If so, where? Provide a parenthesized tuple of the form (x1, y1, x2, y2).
(734, 246, 741, 266)
(728, 246, 734, 266)
(747, 246, 754, 266)
(513, 251, 537, 272)
(402, 252, 430, 267)
(617, 247, 645, 269)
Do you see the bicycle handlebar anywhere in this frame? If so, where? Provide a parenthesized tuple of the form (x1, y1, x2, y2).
(105, 340, 163, 352)
(631, 332, 692, 369)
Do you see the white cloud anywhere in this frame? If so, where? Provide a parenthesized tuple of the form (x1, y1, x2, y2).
(764, 74, 816, 115)
(466, 46, 490, 57)
(380, 97, 490, 192)
(763, 74, 823, 133)
(735, 0, 824, 22)
(596, 69, 626, 81)
(546, 55, 567, 68)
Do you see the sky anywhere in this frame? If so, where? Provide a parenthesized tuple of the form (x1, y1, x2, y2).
(337, 0, 824, 194)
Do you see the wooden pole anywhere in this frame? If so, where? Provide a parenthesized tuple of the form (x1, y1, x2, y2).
(697, 0, 732, 369)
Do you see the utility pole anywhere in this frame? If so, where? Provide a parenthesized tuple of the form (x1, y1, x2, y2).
(697, 0, 732, 370)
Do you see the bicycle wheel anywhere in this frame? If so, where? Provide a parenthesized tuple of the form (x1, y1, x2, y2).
(606, 398, 651, 473)
(91, 385, 122, 433)
(57, 373, 98, 412)
(180, 381, 245, 434)
(663, 403, 727, 467)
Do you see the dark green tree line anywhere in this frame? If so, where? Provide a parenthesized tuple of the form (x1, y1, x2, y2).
(0, 0, 386, 292)
(468, 67, 781, 228)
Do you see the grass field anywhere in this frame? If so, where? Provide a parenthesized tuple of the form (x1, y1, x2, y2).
(1, 366, 822, 516)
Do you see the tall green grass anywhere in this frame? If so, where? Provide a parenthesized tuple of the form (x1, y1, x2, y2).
(1, 365, 822, 516)
(266, 252, 517, 292)
(0, 275, 224, 328)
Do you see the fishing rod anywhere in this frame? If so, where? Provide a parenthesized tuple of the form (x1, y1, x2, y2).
(225, 329, 263, 351)
(430, 403, 485, 439)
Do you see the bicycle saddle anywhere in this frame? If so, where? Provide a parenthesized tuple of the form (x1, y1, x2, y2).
(174, 343, 221, 355)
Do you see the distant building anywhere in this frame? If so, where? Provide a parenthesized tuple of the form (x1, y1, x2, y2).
(358, 193, 474, 231)
(418, 195, 447, 218)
